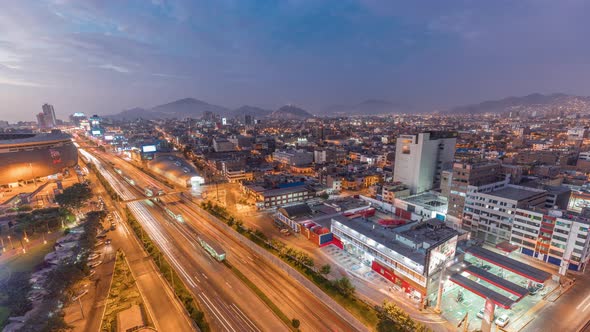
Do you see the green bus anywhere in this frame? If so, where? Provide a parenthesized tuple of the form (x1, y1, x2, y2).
(198, 236, 226, 262)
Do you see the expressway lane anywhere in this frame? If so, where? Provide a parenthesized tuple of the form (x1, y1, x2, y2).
(165, 196, 364, 332)
(127, 200, 282, 332)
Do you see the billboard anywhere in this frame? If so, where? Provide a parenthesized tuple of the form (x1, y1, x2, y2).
(104, 135, 114, 141)
(427, 235, 458, 275)
(91, 130, 101, 135)
(142, 145, 157, 153)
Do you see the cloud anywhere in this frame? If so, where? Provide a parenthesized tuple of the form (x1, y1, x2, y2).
(98, 64, 130, 73)
(0, 77, 46, 87)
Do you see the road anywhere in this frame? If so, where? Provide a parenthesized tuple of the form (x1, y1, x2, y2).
(65, 156, 195, 332)
(520, 271, 590, 332)
(167, 196, 365, 331)
(91, 147, 367, 331)
(83, 148, 285, 332)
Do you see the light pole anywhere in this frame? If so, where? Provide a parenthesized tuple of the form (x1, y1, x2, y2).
(7, 235, 13, 249)
(0, 237, 4, 252)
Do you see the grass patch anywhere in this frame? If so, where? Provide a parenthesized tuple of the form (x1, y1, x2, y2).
(101, 250, 153, 332)
(223, 260, 293, 330)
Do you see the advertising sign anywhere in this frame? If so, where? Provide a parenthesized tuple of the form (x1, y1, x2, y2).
(142, 145, 157, 153)
(481, 297, 495, 332)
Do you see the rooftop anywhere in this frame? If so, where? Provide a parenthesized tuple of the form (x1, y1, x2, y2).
(401, 192, 448, 213)
(0, 131, 72, 147)
(332, 214, 426, 268)
(488, 185, 545, 201)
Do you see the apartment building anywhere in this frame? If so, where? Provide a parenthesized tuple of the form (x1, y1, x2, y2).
(463, 185, 547, 244)
(512, 207, 590, 272)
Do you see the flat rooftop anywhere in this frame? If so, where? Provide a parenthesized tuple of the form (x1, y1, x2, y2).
(397, 219, 459, 247)
(489, 186, 545, 201)
(450, 274, 515, 309)
(402, 192, 448, 213)
(332, 216, 445, 268)
(466, 246, 552, 283)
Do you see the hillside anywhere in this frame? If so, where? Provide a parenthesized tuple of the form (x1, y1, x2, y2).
(268, 105, 314, 120)
(447, 93, 590, 114)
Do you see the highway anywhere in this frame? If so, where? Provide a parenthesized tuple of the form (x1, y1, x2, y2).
(69, 151, 195, 332)
(89, 148, 366, 331)
(81, 148, 285, 332)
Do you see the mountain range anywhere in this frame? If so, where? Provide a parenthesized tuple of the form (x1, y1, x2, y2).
(446, 93, 590, 114)
(105, 93, 590, 120)
(106, 98, 315, 121)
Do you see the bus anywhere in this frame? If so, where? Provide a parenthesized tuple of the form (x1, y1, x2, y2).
(123, 176, 135, 186)
(165, 208, 184, 222)
(144, 187, 154, 197)
(198, 236, 226, 262)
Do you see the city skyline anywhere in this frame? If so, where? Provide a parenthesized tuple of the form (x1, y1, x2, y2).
(2, 0, 590, 121)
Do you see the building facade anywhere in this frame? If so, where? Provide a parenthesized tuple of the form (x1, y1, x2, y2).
(512, 208, 590, 272)
(463, 185, 547, 244)
(393, 131, 457, 194)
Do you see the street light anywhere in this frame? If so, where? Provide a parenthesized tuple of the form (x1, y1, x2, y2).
(7, 235, 14, 249)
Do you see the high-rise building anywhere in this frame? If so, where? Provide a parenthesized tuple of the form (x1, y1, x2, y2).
(41, 103, 57, 128)
(393, 131, 457, 194)
(36, 112, 47, 129)
(244, 114, 252, 125)
(69, 112, 87, 127)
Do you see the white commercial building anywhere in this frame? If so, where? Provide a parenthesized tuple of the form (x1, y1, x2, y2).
(393, 131, 457, 195)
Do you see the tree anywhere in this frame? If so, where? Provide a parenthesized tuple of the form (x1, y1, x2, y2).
(333, 277, 355, 297)
(54, 183, 92, 211)
(291, 318, 300, 328)
(320, 264, 331, 275)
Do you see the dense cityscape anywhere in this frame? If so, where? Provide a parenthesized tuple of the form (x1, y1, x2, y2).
(1, 96, 590, 332)
(2, 1, 590, 332)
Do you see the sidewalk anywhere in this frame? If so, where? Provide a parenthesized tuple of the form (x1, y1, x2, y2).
(320, 245, 454, 332)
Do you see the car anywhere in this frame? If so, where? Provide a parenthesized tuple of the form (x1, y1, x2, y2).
(87, 260, 102, 268)
(481, 264, 492, 271)
(96, 234, 106, 239)
(88, 253, 100, 260)
(105, 239, 112, 245)
(94, 241, 104, 247)
(110, 225, 116, 231)
(495, 314, 510, 327)
(477, 308, 485, 319)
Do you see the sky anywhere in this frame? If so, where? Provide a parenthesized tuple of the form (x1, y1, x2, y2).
(1, 0, 590, 121)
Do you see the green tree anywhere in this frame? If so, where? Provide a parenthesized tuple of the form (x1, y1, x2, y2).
(291, 318, 300, 329)
(54, 183, 92, 211)
(320, 264, 331, 275)
(333, 277, 355, 297)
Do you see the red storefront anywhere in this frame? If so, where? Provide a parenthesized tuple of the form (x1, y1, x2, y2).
(371, 260, 425, 297)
